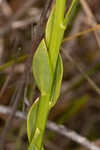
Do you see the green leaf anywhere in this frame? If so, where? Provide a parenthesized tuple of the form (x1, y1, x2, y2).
(32, 39, 52, 94)
(27, 98, 44, 150)
(28, 140, 44, 150)
(28, 126, 44, 150)
(27, 98, 39, 142)
(46, 6, 55, 48)
(28, 127, 40, 150)
(50, 54, 63, 108)
(30, 94, 50, 150)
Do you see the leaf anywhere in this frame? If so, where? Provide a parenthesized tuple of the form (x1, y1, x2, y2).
(28, 126, 44, 150)
(28, 139, 44, 150)
(45, 5, 63, 108)
(27, 97, 45, 150)
(50, 54, 63, 108)
(46, 6, 55, 48)
(28, 127, 40, 150)
(32, 39, 52, 94)
(27, 98, 39, 142)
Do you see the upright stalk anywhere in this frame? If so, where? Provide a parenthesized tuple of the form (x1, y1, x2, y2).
(32, 94, 50, 150)
(33, 1, 67, 149)
(27, 0, 78, 150)
(49, 0, 66, 72)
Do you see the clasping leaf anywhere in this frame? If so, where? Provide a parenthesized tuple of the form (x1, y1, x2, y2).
(32, 39, 52, 94)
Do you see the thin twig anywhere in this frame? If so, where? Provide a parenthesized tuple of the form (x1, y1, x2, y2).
(47, 121, 100, 150)
(0, 105, 26, 120)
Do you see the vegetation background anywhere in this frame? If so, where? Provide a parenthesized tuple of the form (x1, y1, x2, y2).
(0, 0, 100, 150)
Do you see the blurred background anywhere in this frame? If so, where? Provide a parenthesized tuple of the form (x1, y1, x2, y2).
(0, 0, 100, 150)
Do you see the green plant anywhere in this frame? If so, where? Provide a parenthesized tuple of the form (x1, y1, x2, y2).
(27, 0, 78, 149)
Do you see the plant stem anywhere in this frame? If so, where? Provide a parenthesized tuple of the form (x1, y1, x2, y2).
(33, 94, 50, 149)
(34, 1, 67, 148)
(49, 0, 66, 72)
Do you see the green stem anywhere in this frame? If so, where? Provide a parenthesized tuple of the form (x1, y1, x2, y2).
(28, 1, 79, 149)
(34, 1, 67, 148)
(33, 1, 67, 148)
(49, 0, 66, 72)
(33, 94, 50, 149)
